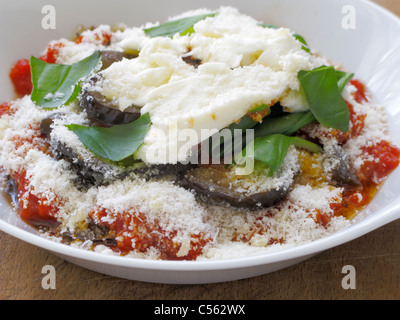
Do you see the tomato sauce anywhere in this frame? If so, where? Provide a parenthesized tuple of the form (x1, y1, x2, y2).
(13, 170, 59, 228)
(9, 59, 32, 97)
(358, 140, 400, 184)
(350, 79, 368, 103)
(0, 102, 11, 117)
(311, 184, 376, 227)
(311, 138, 399, 227)
(5, 124, 57, 228)
(10, 125, 50, 156)
(75, 30, 112, 46)
(39, 42, 65, 64)
(91, 208, 211, 260)
(312, 138, 400, 227)
(336, 184, 377, 220)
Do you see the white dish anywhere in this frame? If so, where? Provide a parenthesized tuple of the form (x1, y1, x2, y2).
(1, 0, 400, 284)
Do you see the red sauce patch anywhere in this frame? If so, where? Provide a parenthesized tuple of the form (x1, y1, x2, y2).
(9, 59, 32, 96)
(314, 209, 332, 228)
(350, 79, 368, 103)
(14, 170, 59, 228)
(358, 140, 400, 184)
(76, 30, 112, 46)
(39, 42, 65, 64)
(91, 208, 211, 260)
(332, 184, 377, 220)
(10, 125, 50, 157)
(0, 102, 11, 117)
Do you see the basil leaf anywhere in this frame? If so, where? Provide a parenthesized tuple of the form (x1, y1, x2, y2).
(293, 33, 311, 53)
(144, 13, 216, 38)
(30, 50, 101, 109)
(291, 136, 322, 154)
(254, 111, 316, 138)
(252, 134, 294, 174)
(239, 134, 321, 175)
(258, 23, 279, 29)
(65, 113, 151, 162)
(336, 70, 354, 93)
(252, 69, 350, 137)
(298, 66, 350, 132)
(221, 110, 315, 160)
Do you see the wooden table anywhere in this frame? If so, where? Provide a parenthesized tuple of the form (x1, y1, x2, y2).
(1, 0, 399, 300)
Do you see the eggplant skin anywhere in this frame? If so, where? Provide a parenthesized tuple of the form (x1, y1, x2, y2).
(324, 144, 360, 187)
(51, 140, 109, 188)
(40, 113, 64, 137)
(182, 55, 202, 68)
(178, 166, 291, 210)
(100, 50, 137, 70)
(80, 89, 141, 127)
(79, 50, 140, 127)
(137, 163, 196, 179)
(40, 114, 106, 187)
(61, 218, 117, 247)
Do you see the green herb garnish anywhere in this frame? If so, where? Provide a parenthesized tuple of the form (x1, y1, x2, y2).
(144, 13, 216, 38)
(293, 33, 311, 53)
(30, 50, 101, 109)
(66, 113, 151, 162)
(238, 134, 322, 175)
(298, 65, 351, 132)
(336, 70, 355, 93)
(253, 111, 316, 138)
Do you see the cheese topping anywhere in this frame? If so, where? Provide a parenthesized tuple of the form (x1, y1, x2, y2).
(90, 7, 323, 164)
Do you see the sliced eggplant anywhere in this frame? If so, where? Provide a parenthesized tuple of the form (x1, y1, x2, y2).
(80, 88, 142, 127)
(4, 175, 19, 208)
(79, 50, 140, 127)
(178, 157, 298, 210)
(40, 116, 119, 187)
(61, 219, 117, 247)
(100, 50, 137, 70)
(40, 113, 64, 137)
(323, 143, 360, 187)
(179, 167, 288, 209)
(182, 55, 202, 68)
(52, 141, 193, 188)
(137, 163, 196, 179)
(51, 139, 114, 188)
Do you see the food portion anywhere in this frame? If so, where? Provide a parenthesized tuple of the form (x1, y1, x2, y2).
(0, 7, 399, 260)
